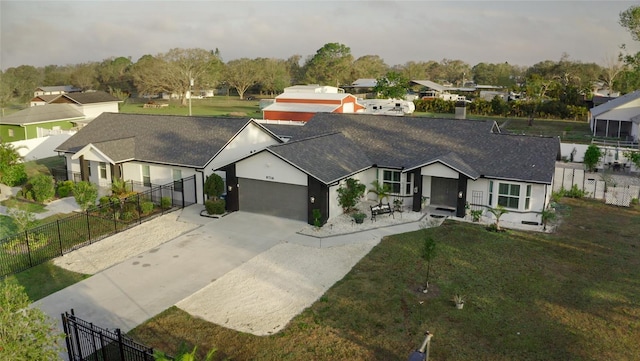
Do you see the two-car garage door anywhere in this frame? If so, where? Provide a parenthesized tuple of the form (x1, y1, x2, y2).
(237, 178, 307, 221)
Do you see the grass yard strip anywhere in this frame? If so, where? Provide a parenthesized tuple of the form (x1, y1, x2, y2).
(0, 197, 47, 213)
(120, 97, 262, 118)
(5, 261, 89, 301)
(129, 198, 640, 360)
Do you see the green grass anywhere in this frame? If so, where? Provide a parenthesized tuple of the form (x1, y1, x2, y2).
(120, 96, 262, 118)
(128, 198, 640, 360)
(4, 261, 89, 301)
(0, 197, 47, 213)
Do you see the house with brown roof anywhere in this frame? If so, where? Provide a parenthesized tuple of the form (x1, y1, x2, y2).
(49, 91, 121, 121)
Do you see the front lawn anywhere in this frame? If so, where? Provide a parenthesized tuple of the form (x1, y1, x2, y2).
(129, 198, 640, 360)
(120, 96, 262, 118)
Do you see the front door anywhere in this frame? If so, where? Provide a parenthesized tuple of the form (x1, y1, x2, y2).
(430, 177, 458, 209)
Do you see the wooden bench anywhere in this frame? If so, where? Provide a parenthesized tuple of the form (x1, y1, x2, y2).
(370, 202, 394, 221)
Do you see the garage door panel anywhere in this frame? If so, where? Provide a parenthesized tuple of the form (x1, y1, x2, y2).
(238, 178, 307, 221)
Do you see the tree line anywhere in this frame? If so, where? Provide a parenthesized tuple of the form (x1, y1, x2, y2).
(1, 5, 639, 109)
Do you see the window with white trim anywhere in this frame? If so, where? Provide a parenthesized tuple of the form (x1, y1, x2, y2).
(488, 181, 494, 206)
(8, 129, 14, 137)
(173, 169, 183, 191)
(498, 183, 520, 209)
(142, 165, 151, 187)
(405, 173, 414, 195)
(525, 185, 532, 210)
(99, 162, 107, 179)
(383, 170, 401, 194)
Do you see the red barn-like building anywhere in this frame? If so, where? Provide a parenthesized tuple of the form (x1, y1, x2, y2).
(262, 85, 365, 122)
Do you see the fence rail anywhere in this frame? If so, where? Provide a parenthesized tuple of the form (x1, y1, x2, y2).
(62, 309, 163, 361)
(554, 166, 640, 207)
(0, 176, 197, 277)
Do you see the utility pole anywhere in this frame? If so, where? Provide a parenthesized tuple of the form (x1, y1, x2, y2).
(189, 78, 194, 116)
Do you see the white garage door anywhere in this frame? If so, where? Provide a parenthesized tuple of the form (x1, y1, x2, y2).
(238, 178, 307, 221)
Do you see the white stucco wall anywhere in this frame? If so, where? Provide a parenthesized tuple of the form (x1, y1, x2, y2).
(12, 134, 75, 161)
(327, 168, 376, 219)
(80, 103, 119, 120)
(421, 163, 459, 179)
(236, 151, 307, 186)
(205, 122, 281, 173)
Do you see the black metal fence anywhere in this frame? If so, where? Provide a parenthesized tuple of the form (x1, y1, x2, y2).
(62, 309, 163, 361)
(0, 176, 197, 277)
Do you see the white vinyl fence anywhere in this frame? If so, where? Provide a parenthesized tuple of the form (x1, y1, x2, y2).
(554, 165, 640, 207)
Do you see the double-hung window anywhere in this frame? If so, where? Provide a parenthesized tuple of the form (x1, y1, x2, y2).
(173, 169, 183, 191)
(142, 165, 151, 187)
(383, 170, 401, 194)
(99, 162, 107, 179)
(524, 185, 532, 210)
(498, 183, 520, 209)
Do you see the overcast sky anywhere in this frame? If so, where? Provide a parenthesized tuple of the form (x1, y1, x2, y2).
(1, 0, 639, 71)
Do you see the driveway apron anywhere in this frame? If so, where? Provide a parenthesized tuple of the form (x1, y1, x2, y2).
(34, 210, 306, 333)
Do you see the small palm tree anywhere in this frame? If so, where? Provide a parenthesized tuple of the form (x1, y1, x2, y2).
(487, 205, 509, 231)
(368, 180, 391, 205)
(540, 207, 556, 231)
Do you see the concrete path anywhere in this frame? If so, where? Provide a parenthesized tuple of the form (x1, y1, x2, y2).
(33, 206, 427, 360)
(34, 208, 308, 332)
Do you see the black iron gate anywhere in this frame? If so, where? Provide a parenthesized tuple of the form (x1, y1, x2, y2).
(62, 310, 159, 361)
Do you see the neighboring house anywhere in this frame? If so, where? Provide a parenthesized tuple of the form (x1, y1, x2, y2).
(49, 91, 121, 121)
(31, 94, 61, 107)
(0, 104, 84, 141)
(54, 113, 283, 201)
(411, 80, 468, 102)
(232, 113, 560, 225)
(589, 90, 640, 143)
(33, 85, 80, 96)
(262, 85, 365, 122)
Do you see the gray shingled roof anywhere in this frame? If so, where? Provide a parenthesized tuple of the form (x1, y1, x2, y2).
(51, 91, 120, 105)
(0, 104, 84, 125)
(282, 113, 559, 184)
(267, 133, 372, 184)
(56, 113, 258, 167)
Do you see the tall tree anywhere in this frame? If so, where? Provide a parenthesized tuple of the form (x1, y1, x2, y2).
(600, 55, 625, 93)
(70, 62, 99, 90)
(303, 42, 354, 86)
(374, 71, 409, 99)
(2, 65, 42, 103)
(256, 58, 290, 96)
(620, 5, 640, 42)
(224, 58, 260, 99)
(132, 48, 222, 105)
(351, 55, 388, 80)
(97, 56, 134, 93)
(0, 279, 64, 359)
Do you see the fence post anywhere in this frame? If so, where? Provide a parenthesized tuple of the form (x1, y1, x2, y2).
(61, 312, 75, 361)
(181, 178, 185, 208)
(117, 329, 126, 361)
(112, 199, 118, 233)
(138, 193, 142, 225)
(85, 210, 92, 244)
(25, 230, 33, 268)
(57, 219, 63, 256)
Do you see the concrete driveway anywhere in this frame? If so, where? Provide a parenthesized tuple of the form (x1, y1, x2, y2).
(34, 208, 307, 333)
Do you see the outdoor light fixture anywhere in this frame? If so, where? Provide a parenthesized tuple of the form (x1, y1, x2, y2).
(458, 191, 463, 198)
(228, 185, 233, 192)
(414, 186, 419, 193)
(310, 196, 315, 203)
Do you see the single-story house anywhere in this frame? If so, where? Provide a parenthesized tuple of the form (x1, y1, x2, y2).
(33, 85, 80, 97)
(49, 91, 121, 121)
(0, 104, 84, 141)
(590, 90, 640, 142)
(55, 112, 559, 227)
(262, 85, 365, 122)
(231, 113, 560, 225)
(31, 94, 62, 107)
(54, 113, 283, 199)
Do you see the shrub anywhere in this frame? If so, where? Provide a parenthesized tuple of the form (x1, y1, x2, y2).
(120, 211, 136, 221)
(0, 163, 27, 186)
(140, 201, 155, 215)
(470, 209, 483, 222)
(205, 199, 225, 215)
(111, 177, 131, 197)
(583, 145, 602, 172)
(29, 174, 55, 203)
(204, 173, 225, 200)
(73, 181, 98, 211)
(160, 197, 172, 210)
(99, 196, 112, 206)
(56, 180, 74, 198)
(337, 178, 366, 213)
(313, 209, 322, 228)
